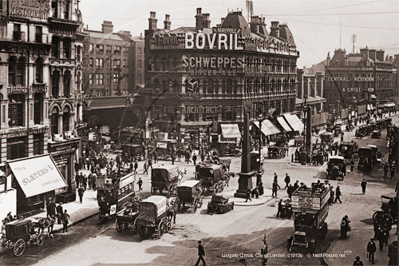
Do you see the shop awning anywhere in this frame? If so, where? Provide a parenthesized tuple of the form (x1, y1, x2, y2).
(277, 117, 292, 132)
(283, 114, 304, 132)
(221, 124, 241, 138)
(263, 119, 280, 135)
(8, 155, 67, 198)
(253, 121, 273, 136)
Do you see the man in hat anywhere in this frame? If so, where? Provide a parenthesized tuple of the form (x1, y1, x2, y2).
(367, 238, 376, 264)
(284, 173, 290, 189)
(195, 240, 206, 266)
(361, 179, 367, 194)
(353, 256, 364, 265)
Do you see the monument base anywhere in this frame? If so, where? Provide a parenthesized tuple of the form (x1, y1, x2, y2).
(234, 171, 258, 198)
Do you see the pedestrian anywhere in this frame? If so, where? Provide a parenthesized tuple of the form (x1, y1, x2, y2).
(353, 256, 364, 266)
(272, 181, 280, 198)
(134, 160, 138, 174)
(277, 199, 283, 218)
(287, 236, 293, 252)
(137, 178, 143, 191)
(56, 202, 63, 225)
(195, 240, 206, 266)
(245, 186, 252, 202)
(287, 184, 294, 198)
(148, 158, 152, 170)
(171, 154, 175, 165)
(350, 158, 355, 172)
(284, 173, 290, 189)
(342, 162, 347, 176)
(390, 162, 395, 178)
(251, 186, 259, 199)
(143, 161, 148, 175)
(75, 173, 80, 189)
(361, 179, 367, 194)
(340, 215, 350, 239)
(46, 197, 56, 218)
(193, 153, 197, 165)
(384, 163, 389, 178)
(273, 173, 278, 185)
(378, 229, 388, 250)
(335, 186, 342, 203)
(78, 186, 85, 204)
(293, 180, 299, 191)
(367, 238, 376, 264)
(62, 210, 70, 233)
(387, 241, 398, 266)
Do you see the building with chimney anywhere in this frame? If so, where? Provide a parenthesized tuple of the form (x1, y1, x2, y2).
(138, 8, 299, 147)
(82, 21, 144, 97)
(324, 47, 397, 119)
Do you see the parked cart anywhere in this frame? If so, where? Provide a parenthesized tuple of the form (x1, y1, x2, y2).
(115, 198, 142, 232)
(177, 180, 203, 212)
(195, 163, 232, 193)
(135, 196, 174, 239)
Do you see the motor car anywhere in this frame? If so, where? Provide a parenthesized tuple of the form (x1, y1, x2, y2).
(207, 194, 234, 214)
(326, 156, 345, 180)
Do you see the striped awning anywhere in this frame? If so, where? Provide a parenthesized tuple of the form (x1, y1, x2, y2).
(277, 116, 292, 132)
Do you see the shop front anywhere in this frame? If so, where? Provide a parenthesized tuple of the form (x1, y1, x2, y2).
(48, 138, 81, 203)
(7, 155, 68, 215)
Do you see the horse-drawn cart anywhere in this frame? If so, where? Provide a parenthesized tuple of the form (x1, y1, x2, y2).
(177, 180, 203, 212)
(151, 165, 181, 197)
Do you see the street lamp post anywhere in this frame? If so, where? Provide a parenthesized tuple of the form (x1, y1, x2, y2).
(257, 113, 266, 173)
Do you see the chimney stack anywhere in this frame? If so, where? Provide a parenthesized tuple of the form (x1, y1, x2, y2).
(202, 13, 211, 28)
(369, 49, 376, 61)
(270, 21, 280, 37)
(102, 21, 114, 34)
(164, 14, 171, 30)
(195, 7, 203, 31)
(376, 50, 384, 61)
(221, 17, 225, 25)
(148, 11, 158, 31)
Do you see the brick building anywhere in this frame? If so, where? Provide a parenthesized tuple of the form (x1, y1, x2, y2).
(82, 21, 144, 97)
(136, 8, 299, 145)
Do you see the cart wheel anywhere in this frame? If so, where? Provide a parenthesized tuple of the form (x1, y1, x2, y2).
(158, 222, 164, 238)
(138, 226, 144, 236)
(116, 222, 123, 233)
(197, 198, 203, 209)
(36, 233, 45, 247)
(373, 211, 383, 222)
(13, 239, 26, 257)
(193, 199, 198, 212)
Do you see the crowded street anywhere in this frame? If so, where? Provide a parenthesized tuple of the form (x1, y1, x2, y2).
(1, 115, 397, 266)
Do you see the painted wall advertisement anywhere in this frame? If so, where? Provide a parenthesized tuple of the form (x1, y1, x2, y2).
(9, 0, 50, 20)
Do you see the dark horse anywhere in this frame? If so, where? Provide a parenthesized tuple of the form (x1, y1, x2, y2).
(37, 216, 55, 235)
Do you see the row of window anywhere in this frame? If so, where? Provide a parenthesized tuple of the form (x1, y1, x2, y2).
(88, 73, 129, 85)
(89, 58, 130, 68)
(51, 0, 71, 20)
(7, 135, 44, 161)
(89, 89, 129, 96)
(7, 94, 43, 127)
(12, 24, 44, 43)
(89, 44, 129, 54)
(8, 57, 44, 86)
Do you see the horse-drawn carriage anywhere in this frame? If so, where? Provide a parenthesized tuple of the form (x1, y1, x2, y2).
(177, 180, 203, 212)
(0, 218, 51, 256)
(320, 132, 334, 144)
(151, 165, 181, 197)
(195, 163, 233, 193)
(372, 193, 398, 229)
(326, 156, 345, 180)
(339, 142, 358, 160)
(115, 197, 142, 232)
(267, 146, 286, 159)
(358, 147, 374, 172)
(135, 196, 175, 239)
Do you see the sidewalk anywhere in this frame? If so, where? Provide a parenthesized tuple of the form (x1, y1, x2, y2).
(323, 228, 397, 266)
(224, 188, 274, 206)
(27, 189, 99, 234)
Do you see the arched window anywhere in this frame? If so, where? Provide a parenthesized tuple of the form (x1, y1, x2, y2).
(35, 58, 44, 83)
(221, 80, 226, 94)
(63, 106, 70, 133)
(155, 57, 161, 71)
(233, 80, 238, 94)
(51, 106, 59, 134)
(9, 57, 26, 86)
(34, 93, 43, 125)
(52, 71, 60, 98)
(226, 79, 232, 94)
(64, 71, 71, 97)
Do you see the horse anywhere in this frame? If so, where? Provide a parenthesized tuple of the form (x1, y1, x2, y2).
(37, 216, 55, 236)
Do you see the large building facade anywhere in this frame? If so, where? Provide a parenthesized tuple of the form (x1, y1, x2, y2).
(324, 47, 397, 118)
(138, 8, 299, 143)
(82, 21, 144, 97)
(0, 0, 83, 217)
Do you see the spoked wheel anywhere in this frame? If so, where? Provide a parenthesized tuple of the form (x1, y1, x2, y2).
(197, 198, 203, 209)
(36, 233, 45, 247)
(158, 222, 164, 238)
(13, 239, 26, 257)
(116, 222, 123, 233)
(166, 220, 172, 232)
(373, 211, 384, 222)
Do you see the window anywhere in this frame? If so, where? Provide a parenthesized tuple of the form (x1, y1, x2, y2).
(123, 59, 128, 68)
(34, 93, 43, 125)
(13, 24, 22, 41)
(33, 134, 44, 155)
(35, 58, 43, 83)
(8, 95, 24, 127)
(51, 0, 58, 18)
(96, 44, 104, 53)
(7, 137, 26, 160)
(123, 47, 128, 54)
(114, 46, 121, 54)
(96, 74, 104, 85)
(138, 60, 142, 70)
(64, 71, 71, 97)
(114, 59, 121, 67)
(62, 1, 69, 19)
(89, 74, 93, 85)
(63, 106, 70, 133)
(138, 47, 142, 55)
(52, 36, 59, 58)
(51, 107, 59, 134)
(8, 57, 25, 86)
(105, 58, 111, 68)
(52, 71, 60, 98)
(89, 58, 93, 68)
(96, 58, 103, 68)
(89, 43, 94, 53)
(105, 73, 110, 85)
(113, 73, 119, 85)
(35, 26, 42, 43)
(63, 38, 71, 59)
(106, 45, 112, 53)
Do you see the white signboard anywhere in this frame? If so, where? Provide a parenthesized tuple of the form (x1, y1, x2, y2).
(110, 204, 117, 215)
(156, 142, 168, 149)
(8, 155, 67, 198)
(221, 124, 241, 138)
